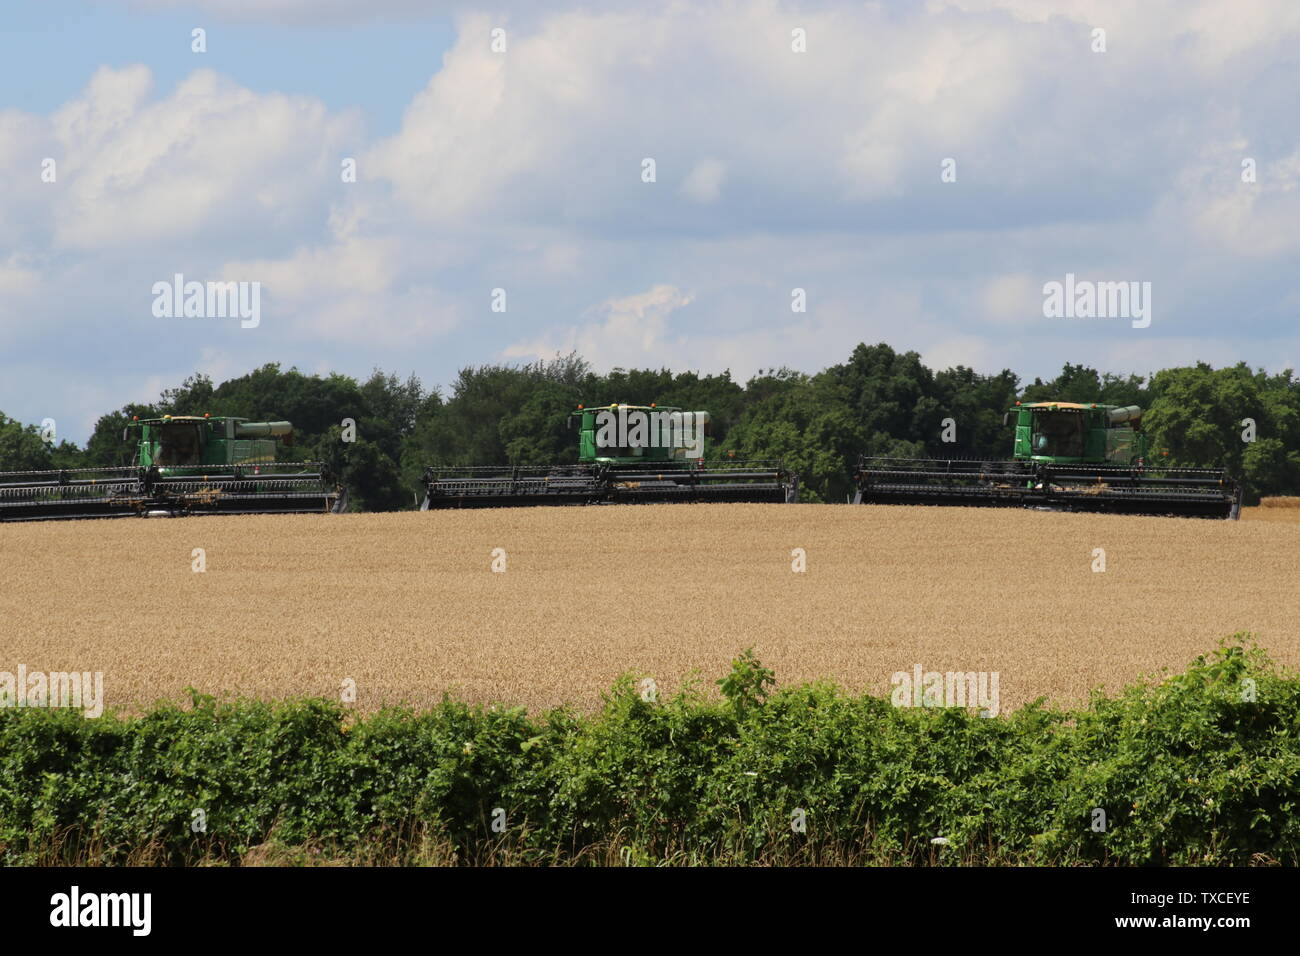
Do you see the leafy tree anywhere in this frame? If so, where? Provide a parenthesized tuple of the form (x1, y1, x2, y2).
(317, 431, 409, 512)
(498, 381, 584, 465)
(0, 413, 55, 471)
(1019, 366, 1149, 410)
(934, 365, 1020, 459)
(1099, 372, 1150, 408)
(83, 405, 157, 466)
(1020, 363, 1102, 405)
(1144, 362, 1300, 501)
(359, 369, 428, 465)
(827, 343, 940, 446)
(723, 372, 863, 502)
(157, 374, 216, 416)
(405, 354, 589, 471)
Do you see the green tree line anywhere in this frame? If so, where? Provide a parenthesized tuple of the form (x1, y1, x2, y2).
(2, 343, 1297, 506)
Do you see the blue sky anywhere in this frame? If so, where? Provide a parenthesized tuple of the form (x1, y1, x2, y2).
(3, 0, 1300, 444)
(1, 2, 456, 137)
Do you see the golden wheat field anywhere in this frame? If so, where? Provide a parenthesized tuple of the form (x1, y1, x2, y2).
(1243, 497, 1300, 523)
(1, 503, 1297, 715)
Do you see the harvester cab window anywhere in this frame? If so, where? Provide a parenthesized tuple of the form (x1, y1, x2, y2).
(1030, 412, 1084, 458)
(155, 425, 202, 466)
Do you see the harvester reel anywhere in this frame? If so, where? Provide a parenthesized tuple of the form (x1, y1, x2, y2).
(852, 455, 1240, 520)
(420, 460, 797, 509)
(0, 462, 345, 521)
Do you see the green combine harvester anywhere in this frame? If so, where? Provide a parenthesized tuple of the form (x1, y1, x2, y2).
(422, 403, 797, 508)
(853, 402, 1241, 519)
(0, 415, 346, 521)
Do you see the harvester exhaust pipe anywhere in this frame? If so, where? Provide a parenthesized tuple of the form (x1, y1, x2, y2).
(1107, 405, 1143, 425)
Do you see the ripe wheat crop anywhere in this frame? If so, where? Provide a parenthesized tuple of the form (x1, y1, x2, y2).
(2, 504, 1296, 714)
(1248, 497, 1300, 522)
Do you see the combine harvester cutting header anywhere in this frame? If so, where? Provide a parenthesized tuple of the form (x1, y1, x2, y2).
(422, 404, 798, 508)
(853, 402, 1241, 519)
(0, 415, 346, 521)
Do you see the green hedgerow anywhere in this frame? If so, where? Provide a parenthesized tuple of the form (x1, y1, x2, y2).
(0, 636, 1294, 866)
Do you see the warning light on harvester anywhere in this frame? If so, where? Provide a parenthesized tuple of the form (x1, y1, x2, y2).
(204, 412, 210, 418)
(577, 404, 584, 410)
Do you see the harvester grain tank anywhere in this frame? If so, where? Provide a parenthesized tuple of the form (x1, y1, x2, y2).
(421, 404, 798, 508)
(852, 402, 1240, 519)
(0, 415, 346, 521)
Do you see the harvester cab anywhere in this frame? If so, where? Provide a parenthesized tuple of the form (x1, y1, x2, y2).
(1009, 402, 1145, 465)
(421, 403, 798, 508)
(574, 404, 709, 463)
(854, 401, 1241, 519)
(0, 415, 346, 521)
